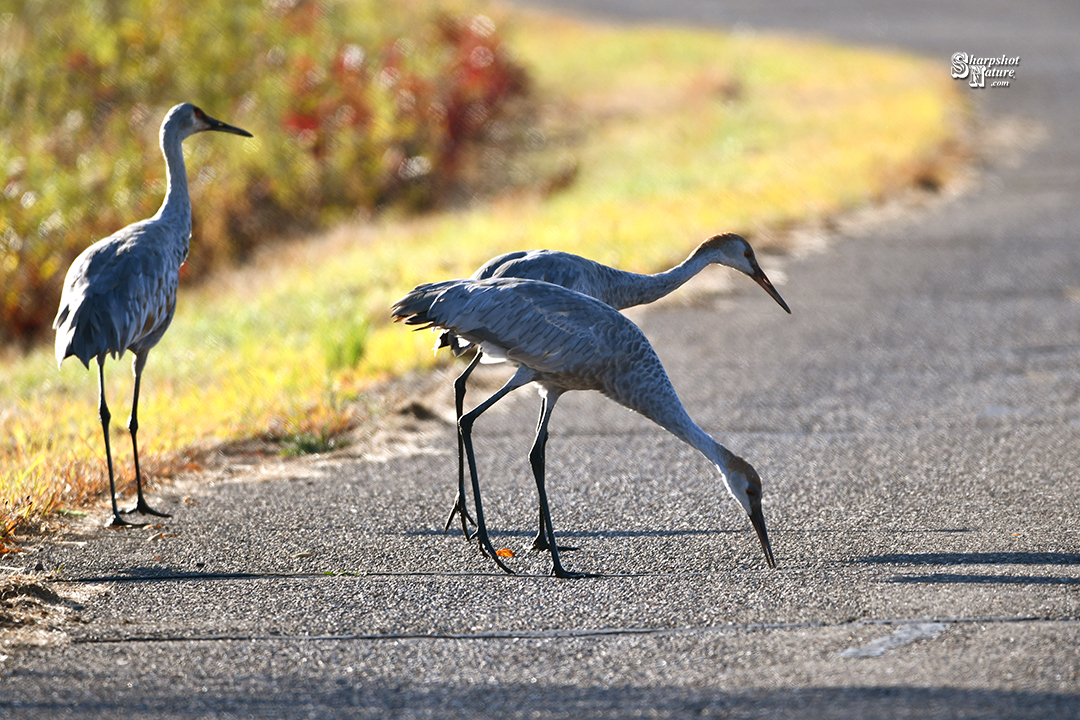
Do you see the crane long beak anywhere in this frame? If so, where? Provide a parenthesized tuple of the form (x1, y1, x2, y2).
(749, 505, 777, 569)
(205, 115, 254, 138)
(750, 266, 791, 314)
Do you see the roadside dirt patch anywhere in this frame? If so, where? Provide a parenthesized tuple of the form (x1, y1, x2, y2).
(0, 573, 100, 651)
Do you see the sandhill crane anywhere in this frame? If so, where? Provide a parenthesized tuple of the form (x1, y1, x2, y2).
(53, 103, 252, 527)
(393, 277, 778, 578)
(439, 234, 790, 537)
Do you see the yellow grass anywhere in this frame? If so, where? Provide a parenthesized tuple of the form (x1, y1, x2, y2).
(0, 5, 964, 540)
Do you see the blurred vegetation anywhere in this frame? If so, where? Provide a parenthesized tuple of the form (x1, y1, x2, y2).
(0, 0, 528, 346)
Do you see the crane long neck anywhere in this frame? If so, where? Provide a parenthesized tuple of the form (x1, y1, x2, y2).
(603, 248, 715, 310)
(620, 369, 737, 477)
(156, 128, 192, 234)
(659, 402, 736, 476)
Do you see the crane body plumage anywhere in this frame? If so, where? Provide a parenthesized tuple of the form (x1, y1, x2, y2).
(437, 234, 790, 537)
(54, 218, 186, 369)
(393, 277, 777, 577)
(53, 103, 251, 526)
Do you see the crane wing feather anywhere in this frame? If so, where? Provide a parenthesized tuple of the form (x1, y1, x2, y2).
(53, 221, 182, 366)
(393, 278, 622, 374)
(480, 250, 610, 299)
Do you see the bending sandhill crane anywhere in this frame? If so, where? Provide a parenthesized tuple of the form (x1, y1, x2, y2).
(439, 234, 790, 537)
(393, 277, 777, 578)
(53, 103, 252, 527)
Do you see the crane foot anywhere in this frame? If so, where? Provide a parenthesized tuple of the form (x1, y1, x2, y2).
(442, 497, 476, 538)
(120, 498, 172, 518)
(531, 534, 577, 552)
(551, 565, 599, 579)
(474, 532, 514, 574)
(109, 514, 148, 528)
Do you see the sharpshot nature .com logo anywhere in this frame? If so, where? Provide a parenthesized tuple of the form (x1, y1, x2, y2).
(951, 52, 1020, 88)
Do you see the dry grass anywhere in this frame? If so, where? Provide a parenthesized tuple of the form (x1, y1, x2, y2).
(0, 4, 966, 546)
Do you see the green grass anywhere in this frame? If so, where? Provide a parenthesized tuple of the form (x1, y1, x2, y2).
(0, 4, 965, 540)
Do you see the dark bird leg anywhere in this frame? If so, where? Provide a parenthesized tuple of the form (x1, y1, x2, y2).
(119, 350, 170, 518)
(530, 397, 575, 553)
(458, 367, 532, 574)
(444, 350, 482, 537)
(528, 392, 592, 579)
(98, 358, 143, 528)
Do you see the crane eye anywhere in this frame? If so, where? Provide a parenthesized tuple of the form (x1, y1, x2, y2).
(193, 108, 206, 120)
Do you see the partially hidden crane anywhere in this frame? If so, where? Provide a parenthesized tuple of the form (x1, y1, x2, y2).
(438, 234, 790, 538)
(393, 276, 778, 578)
(53, 103, 252, 527)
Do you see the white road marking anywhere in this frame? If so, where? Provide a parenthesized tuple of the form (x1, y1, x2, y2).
(839, 622, 947, 658)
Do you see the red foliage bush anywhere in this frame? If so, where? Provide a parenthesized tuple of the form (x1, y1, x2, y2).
(0, 0, 531, 346)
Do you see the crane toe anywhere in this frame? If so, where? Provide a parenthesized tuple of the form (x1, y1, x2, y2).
(472, 531, 515, 574)
(442, 495, 476, 537)
(109, 514, 149, 528)
(120, 499, 172, 518)
(530, 535, 577, 552)
(551, 566, 598, 579)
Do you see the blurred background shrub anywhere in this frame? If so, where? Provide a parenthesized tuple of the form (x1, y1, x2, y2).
(0, 0, 530, 347)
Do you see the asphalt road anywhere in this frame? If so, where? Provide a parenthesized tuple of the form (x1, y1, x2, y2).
(4, 1, 1080, 717)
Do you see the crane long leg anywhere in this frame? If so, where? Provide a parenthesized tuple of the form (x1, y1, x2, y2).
(457, 367, 533, 574)
(98, 358, 142, 528)
(444, 350, 482, 537)
(530, 398, 575, 553)
(119, 350, 170, 518)
(528, 392, 592, 579)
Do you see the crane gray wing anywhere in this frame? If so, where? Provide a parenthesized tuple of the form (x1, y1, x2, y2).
(393, 278, 621, 374)
(471, 250, 531, 280)
(480, 250, 616, 300)
(54, 222, 181, 367)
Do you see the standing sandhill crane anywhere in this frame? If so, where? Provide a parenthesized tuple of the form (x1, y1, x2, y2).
(393, 277, 777, 578)
(53, 103, 252, 527)
(439, 234, 790, 537)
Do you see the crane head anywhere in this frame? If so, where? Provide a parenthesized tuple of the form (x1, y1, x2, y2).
(723, 455, 777, 569)
(162, 103, 253, 143)
(698, 233, 791, 314)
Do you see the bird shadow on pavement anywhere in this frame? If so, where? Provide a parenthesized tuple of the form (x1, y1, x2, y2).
(60, 567, 324, 584)
(6, 681, 1077, 719)
(858, 552, 1080, 565)
(403, 527, 738, 538)
(855, 552, 1080, 586)
(886, 574, 1080, 585)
